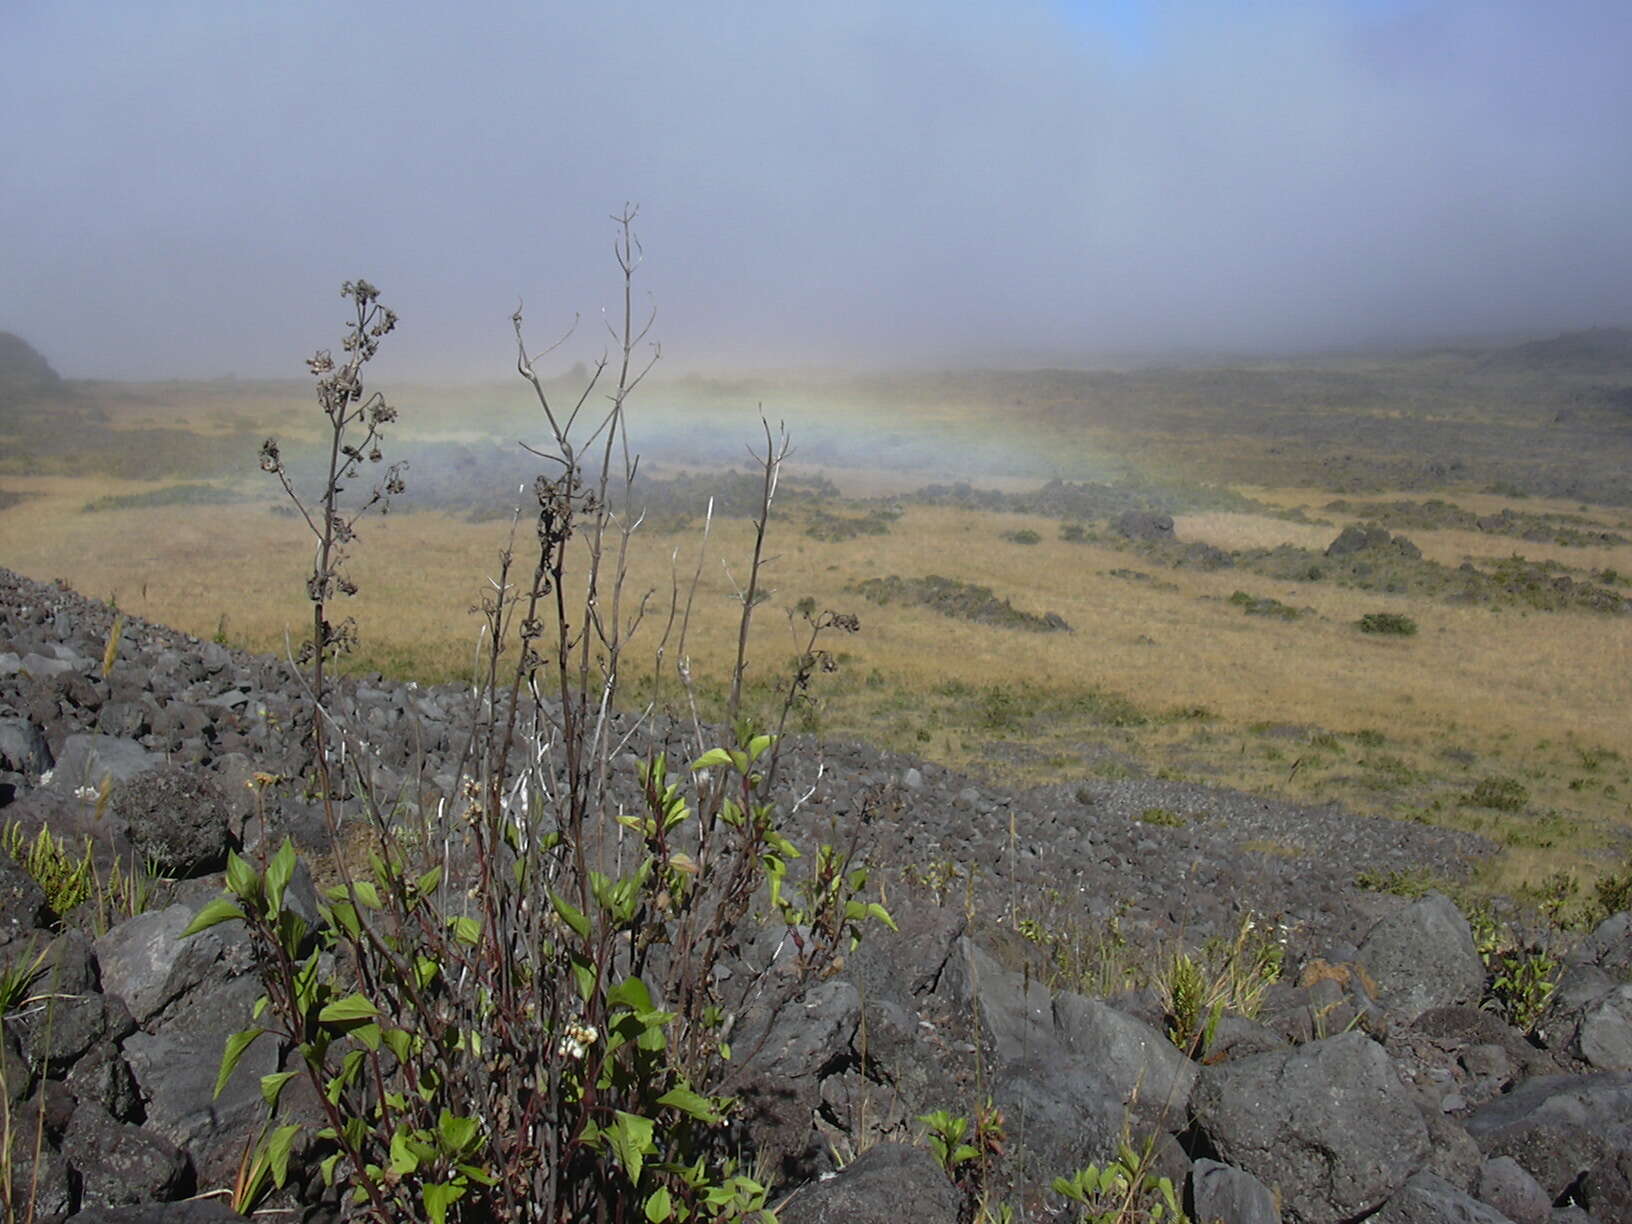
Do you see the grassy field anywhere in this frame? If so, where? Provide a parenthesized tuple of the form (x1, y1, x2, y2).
(2, 360, 1630, 905)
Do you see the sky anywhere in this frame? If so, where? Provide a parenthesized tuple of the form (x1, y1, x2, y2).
(4, 0, 1632, 380)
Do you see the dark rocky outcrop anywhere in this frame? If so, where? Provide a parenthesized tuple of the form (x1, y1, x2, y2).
(1114, 509, 1176, 540)
(1325, 521, 1422, 560)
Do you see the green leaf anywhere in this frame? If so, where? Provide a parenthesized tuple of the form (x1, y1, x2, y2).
(437, 1111, 479, 1154)
(607, 1111, 654, 1187)
(645, 1185, 673, 1222)
(607, 976, 653, 1011)
(390, 1128, 431, 1175)
(415, 866, 443, 895)
(422, 1181, 464, 1224)
(351, 880, 381, 909)
(571, 957, 597, 1002)
(691, 747, 733, 771)
(274, 910, 310, 956)
(415, 956, 440, 989)
(265, 838, 297, 912)
(656, 1085, 723, 1123)
(260, 1070, 299, 1108)
(449, 915, 481, 946)
(383, 1027, 414, 1063)
(867, 902, 897, 930)
(214, 1027, 263, 1099)
(225, 851, 260, 905)
(746, 733, 774, 763)
(265, 1123, 301, 1188)
(326, 899, 362, 938)
(182, 897, 245, 937)
(550, 891, 591, 940)
(319, 1151, 343, 1186)
(318, 993, 379, 1024)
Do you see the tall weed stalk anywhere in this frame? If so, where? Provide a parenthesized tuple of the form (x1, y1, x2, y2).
(193, 211, 891, 1223)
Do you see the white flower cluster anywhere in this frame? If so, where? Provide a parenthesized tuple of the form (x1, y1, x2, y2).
(557, 1020, 599, 1061)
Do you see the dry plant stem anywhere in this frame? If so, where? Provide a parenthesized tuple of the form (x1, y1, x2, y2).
(726, 418, 788, 728)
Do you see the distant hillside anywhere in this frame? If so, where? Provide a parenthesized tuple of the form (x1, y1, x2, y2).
(0, 332, 62, 395)
(1481, 326, 1632, 373)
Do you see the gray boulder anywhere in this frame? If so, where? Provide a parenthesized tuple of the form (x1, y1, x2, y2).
(942, 936, 1051, 1066)
(1189, 1158, 1280, 1224)
(0, 716, 52, 777)
(1566, 912, 1632, 982)
(1359, 893, 1483, 1023)
(122, 972, 276, 1190)
(1463, 1072, 1632, 1199)
(1475, 1156, 1551, 1224)
(112, 763, 234, 876)
(1579, 1148, 1632, 1222)
(0, 852, 52, 937)
(62, 1099, 189, 1209)
(3, 1134, 72, 1219)
(1191, 1031, 1430, 1223)
(779, 1143, 961, 1224)
(45, 734, 161, 793)
(1371, 1171, 1517, 1223)
(96, 901, 255, 1026)
(991, 1053, 1127, 1185)
(1568, 984, 1632, 1070)
(1053, 991, 1197, 1118)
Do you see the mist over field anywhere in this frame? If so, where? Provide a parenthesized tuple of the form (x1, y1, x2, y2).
(4, 0, 1632, 381)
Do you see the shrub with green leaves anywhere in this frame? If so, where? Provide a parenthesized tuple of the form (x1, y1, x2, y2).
(196, 217, 893, 1223)
(1356, 612, 1418, 636)
(1052, 1142, 1190, 1224)
(1468, 775, 1529, 812)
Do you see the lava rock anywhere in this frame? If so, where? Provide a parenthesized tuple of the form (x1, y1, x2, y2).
(1358, 892, 1483, 1023)
(1191, 1031, 1430, 1223)
(780, 1143, 961, 1224)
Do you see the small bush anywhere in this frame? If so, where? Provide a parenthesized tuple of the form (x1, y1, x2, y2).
(1000, 528, 1041, 545)
(1230, 590, 1307, 620)
(1138, 807, 1186, 827)
(854, 574, 1071, 632)
(82, 483, 242, 513)
(1357, 612, 1418, 636)
(1468, 775, 1530, 811)
(1059, 522, 1088, 542)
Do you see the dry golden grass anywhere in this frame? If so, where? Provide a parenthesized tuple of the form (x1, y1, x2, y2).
(4, 461, 1630, 902)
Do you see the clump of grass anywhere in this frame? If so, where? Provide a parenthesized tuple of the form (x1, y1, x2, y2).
(81, 482, 244, 513)
(1354, 867, 1443, 897)
(854, 574, 1071, 633)
(804, 506, 898, 542)
(1000, 528, 1041, 545)
(1357, 612, 1418, 636)
(1229, 590, 1307, 621)
(1154, 913, 1285, 1057)
(1468, 775, 1530, 812)
(1137, 807, 1186, 828)
(2, 822, 93, 919)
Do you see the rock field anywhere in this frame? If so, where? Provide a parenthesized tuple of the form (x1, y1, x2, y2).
(2, 565, 1631, 1222)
